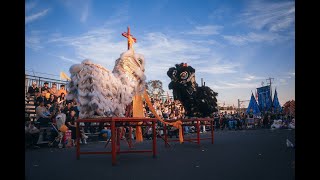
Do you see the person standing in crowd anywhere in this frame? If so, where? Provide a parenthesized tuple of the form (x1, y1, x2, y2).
(41, 82, 50, 92)
(65, 110, 87, 144)
(44, 90, 51, 105)
(35, 90, 47, 108)
(213, 113, 220, 130)
(57, 93, 67, 106)
(240, 112, 246, 129)
(56, 84, 67, 97)
(46, 94, 56, 107)
(65, 110, 77, 143)
(71, 98, 80, 117)
(100, 124, 112, 141)
(219, 113, 225, 130)
(33, 91, 41, 107)
(49, 83, 58, 98)
(25, 121, 40, 149)
(63, 102, 73, 117)
(27, 81, 40, 97)
(36, 99, 54, 126)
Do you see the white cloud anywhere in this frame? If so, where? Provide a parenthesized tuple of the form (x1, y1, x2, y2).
(223, 32, 281, 45)
(242, 74, 265, 81)
(48, 53, 81, 64)
(57, 56, 81, 64)
(211, 81, 259, 90)
(47, 28, 126, 68)
(25, 8, 50, 24)
(278, 78, 288, 85)
(288, 72, 295, 78)
(60, 0, 91, 23)
(26, 31, 43, 51)
(197, 63, 239, 74)
(80, 4, 89, 23)
(190, 39, 222, 47)
(241, 1, 295, 32)
(26, 36, 42, 51)
(25, 1, 36, 12)
(47, 27, 240, 86)
(104, 1, 129, 26)
(243, 74, 255, 81)
(186, 25, 223, 35)
(209, 7, 232, 20)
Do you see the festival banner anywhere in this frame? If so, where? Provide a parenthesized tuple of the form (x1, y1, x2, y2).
(257, 85, 272, 112)
(246, 93, 261, 115)
(272, 89, 282, 113)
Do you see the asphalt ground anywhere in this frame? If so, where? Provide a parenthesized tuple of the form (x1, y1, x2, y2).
(25, 128, 295, 180)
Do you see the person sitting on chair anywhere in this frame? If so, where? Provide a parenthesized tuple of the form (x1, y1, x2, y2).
(100, 124, 112, 141)
(66, 110, 88, 144)
(25, 121, 40, 148)
(35, 99, 54, 126)
(27, 81, 40, 98)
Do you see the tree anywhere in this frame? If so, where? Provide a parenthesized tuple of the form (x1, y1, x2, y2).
(146, 80, 165, 99)
(283, 100, 295, 117)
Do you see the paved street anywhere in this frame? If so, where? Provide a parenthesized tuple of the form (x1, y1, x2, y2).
(25, 129, 295, 180)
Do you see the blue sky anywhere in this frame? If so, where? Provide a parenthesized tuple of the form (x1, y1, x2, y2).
(25, 0, 295, 108)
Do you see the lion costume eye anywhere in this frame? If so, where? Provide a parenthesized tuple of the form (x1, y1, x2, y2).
(172, 70, 177, 77)
(180, 71, 189, 80)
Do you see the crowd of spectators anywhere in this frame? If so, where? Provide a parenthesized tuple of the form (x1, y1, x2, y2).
(25, 81, 82, 148)
(212, 110, 295, 131)
(25, 81, 295, 149)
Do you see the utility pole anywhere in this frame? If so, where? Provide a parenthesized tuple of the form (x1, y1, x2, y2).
(238, 99, 250, 113)
(266, 77, 274, 100)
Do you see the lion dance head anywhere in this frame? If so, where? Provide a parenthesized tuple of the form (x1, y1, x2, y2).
(167, 63, 218, 117)
(67, 49, 146, 118)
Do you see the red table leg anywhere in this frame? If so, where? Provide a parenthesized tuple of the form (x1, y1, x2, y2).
(111, 119, 116, 166)
(76, 122, 80, 160)
(211, 120, 214, 144)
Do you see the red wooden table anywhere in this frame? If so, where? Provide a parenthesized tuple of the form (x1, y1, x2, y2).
(76, 117, 158, 166)
(163, 118, 214, 147)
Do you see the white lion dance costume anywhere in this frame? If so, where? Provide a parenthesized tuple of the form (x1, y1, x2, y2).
(66, 27, 184, 143)
(67, 49, 146, 119)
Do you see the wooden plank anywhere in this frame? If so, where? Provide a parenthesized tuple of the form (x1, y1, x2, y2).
(25, 109, 36, 113)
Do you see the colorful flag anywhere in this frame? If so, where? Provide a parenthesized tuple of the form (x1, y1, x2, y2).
(60, 72, 71, 81)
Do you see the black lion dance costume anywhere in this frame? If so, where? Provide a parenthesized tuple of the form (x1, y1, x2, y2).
(167, 63, 218, 117)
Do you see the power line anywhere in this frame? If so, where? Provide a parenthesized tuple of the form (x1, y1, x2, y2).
(25, 69, 60, 77)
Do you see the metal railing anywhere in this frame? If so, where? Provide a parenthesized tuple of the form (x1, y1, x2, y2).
(25, 74, 68, 94)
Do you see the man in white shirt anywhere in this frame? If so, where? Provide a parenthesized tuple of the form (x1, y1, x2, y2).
(25, 122, 40, 148)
